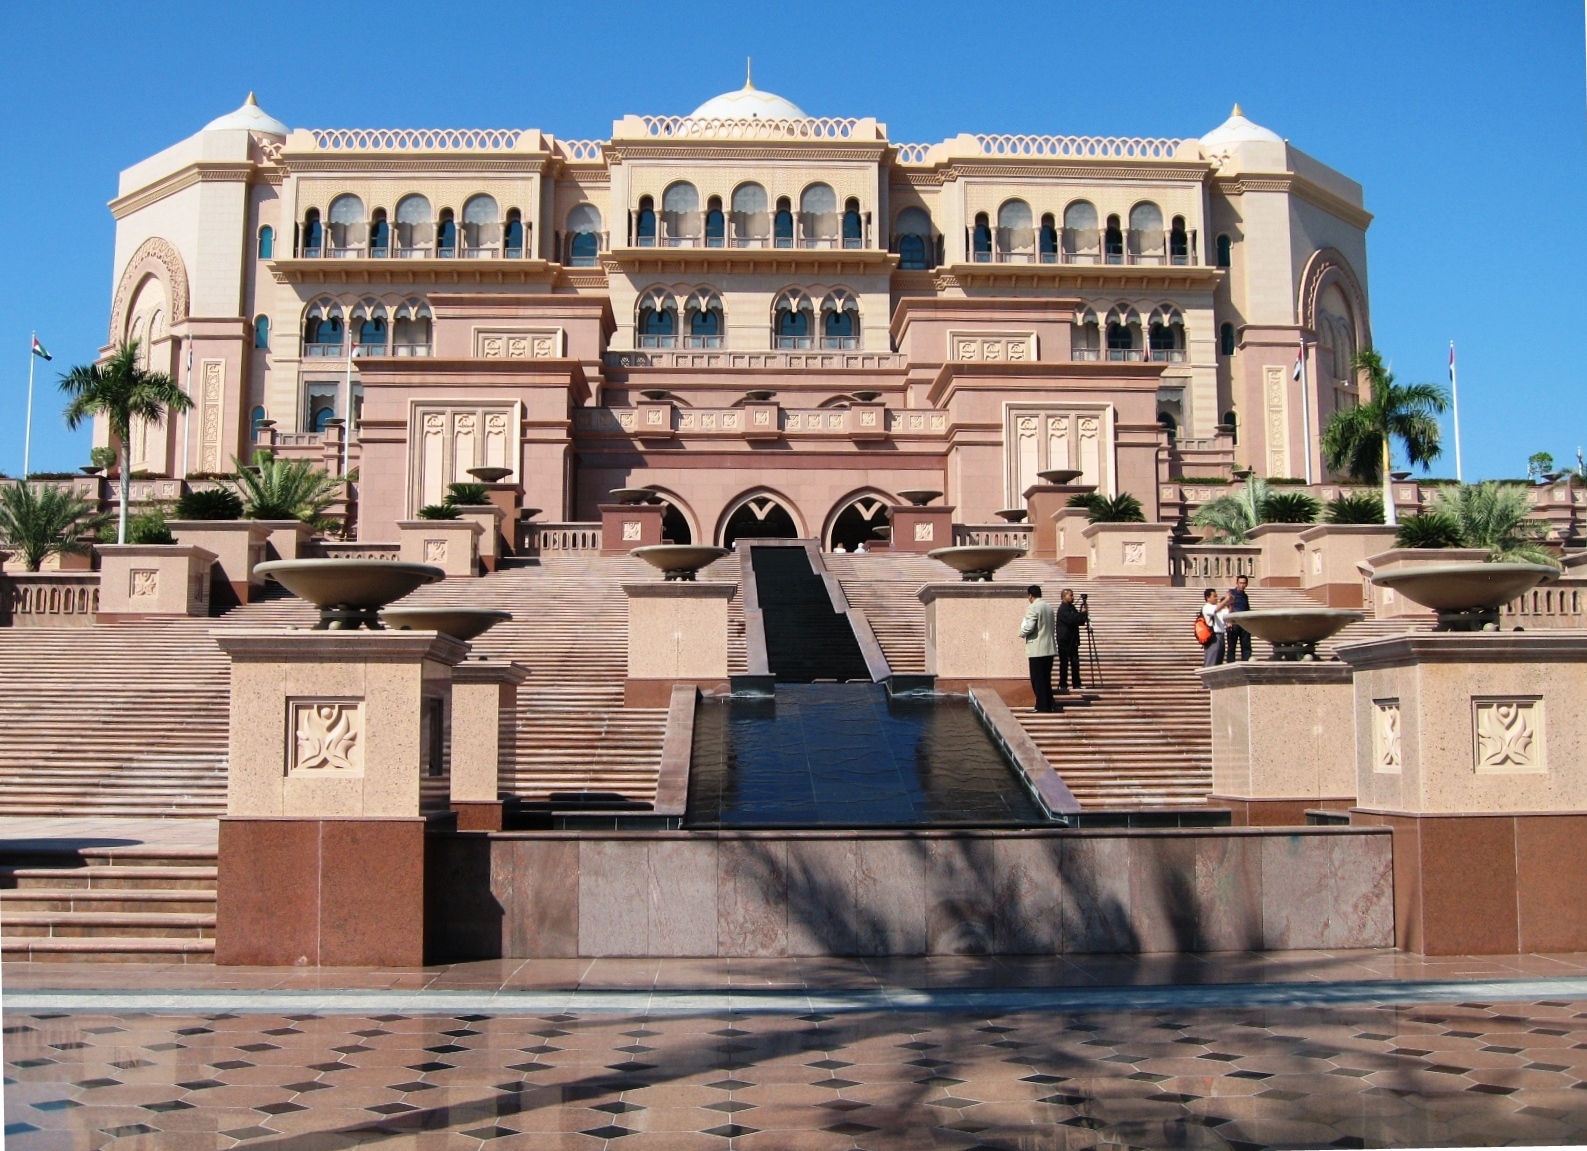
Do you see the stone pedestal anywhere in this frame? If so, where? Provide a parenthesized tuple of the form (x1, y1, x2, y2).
(918, 583, 1031, 703)
(482, 482, 522, 554)
(96, 544, 215, 620)
(450, 505, 506, 572)
(397, 518, 482, 577)
(1298, 525, 1398, 607)
(1201, 661, 1356, 825)
(1337, 632, 1587, 954)
(1023, 485, 1093, 558)
(624, 582, 735, 705)
(889, 504, 956, 554)
(1359, 547, 1490, 619)
(212, 628, 467, 966)
(1082, 522, 1173, 583)
(1049, 508, 1092, 575)
(451, 659, 529, 831)
(601, 502, 665, 556)
(1246, 524, 1309, 587)
(168, 520, 270, 606)
(256, 519, 315, 562)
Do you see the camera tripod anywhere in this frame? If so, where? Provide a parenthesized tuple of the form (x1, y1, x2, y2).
(1081, 614, 1104, 690)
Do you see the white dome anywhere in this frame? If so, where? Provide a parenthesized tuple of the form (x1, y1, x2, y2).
(1199, 104, 1282, 148)
(203, 93, 289, 137)
(690, 69, 805, 120)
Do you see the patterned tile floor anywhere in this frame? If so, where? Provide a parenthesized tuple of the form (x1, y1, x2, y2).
(7, 957, 1587, 1149)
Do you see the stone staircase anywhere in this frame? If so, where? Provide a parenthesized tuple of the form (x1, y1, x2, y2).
(0, 844, 216, 963)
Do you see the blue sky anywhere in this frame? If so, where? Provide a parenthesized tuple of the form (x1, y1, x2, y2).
(1, 0, 1583, 479)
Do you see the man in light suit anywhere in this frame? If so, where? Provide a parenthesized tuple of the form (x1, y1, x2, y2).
(1019, 584, 1057, 713)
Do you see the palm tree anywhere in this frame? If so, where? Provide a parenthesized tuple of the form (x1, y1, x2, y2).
(59, 341, 193, 544)
(1320, 350, 1448, 526)
(1191, 476, 1269, 543)
(1435, 481, 1557, 566)
(0, 483, 107, 571)
(231, 452, 344, 529)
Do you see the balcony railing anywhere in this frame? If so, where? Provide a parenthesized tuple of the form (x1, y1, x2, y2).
(682, 335, 722, 348)
(294, 233, 532, 260)
(1072, 347, 1100, 362)
(638, 335, 676, 348)
(1147, 347, 1187, 363)
(304, 341, 345, 358)
(966, 228, 1199, 266)
(522, 522, 603, 553)
(774, 336, 813, 350)
(1105, 347, 1143, 362)
(819, 336, 858, 350)
(301, 341, 432, 358)
(627, 222, 874, 250)
(556, 231, 608, 266)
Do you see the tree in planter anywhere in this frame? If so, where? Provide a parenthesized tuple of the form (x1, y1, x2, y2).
(1435, 481, 1556, 566)
(1324, 491, 1385, 524)
(1189, 477, 1321, 542)
(59, 341, 193, 544)
(230, 452, 345, 530)
(0, 483, 107, 571)
(443, 482, 490, 507)
(1068, 491, 1145, 523)
(124, 509, 175, 545)
(1320, 349, 1447, 527)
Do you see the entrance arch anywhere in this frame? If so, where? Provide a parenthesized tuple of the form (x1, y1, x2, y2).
(825, 492, 892, 551)
(720, 492, 800, 548)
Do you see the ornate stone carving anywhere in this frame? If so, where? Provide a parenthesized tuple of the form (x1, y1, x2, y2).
(622, 520, 642, 541)
(930, 414, 946, 431)
(859, 409, 877, 427)
(109, 237, 190, 344)
(948, 331, 1035, 363)
(914, 522, 934, 542)
(1123, 541, 1145, 566)
(424, 539, 448, 564)
(1473, 698, 1545, 773)
(291, 700, 363, 774)
(130, 569, 159, 598)
(200, 360, 224, 474)
(1373, 700, 1401, 774)
(475, 328, 562, 359)
(909, 414, 925, 430)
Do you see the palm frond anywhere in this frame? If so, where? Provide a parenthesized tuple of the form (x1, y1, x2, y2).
(0, 483, 107, 571)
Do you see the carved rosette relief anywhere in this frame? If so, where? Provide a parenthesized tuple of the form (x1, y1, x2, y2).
(949, 331, 1035, 362)
(475, 328, 562, 359)
(129, 570, 159, 598)
(1473, 698, 1545, 773)
(1373, 700, 1401, 774)
(291, 700, 363, 775)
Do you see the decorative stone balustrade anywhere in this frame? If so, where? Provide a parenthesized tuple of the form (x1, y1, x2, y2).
(579, 405, 942, 438)
(522, 522, 602, 554)
(0, 572, 99, 628)
(1171, 544, 1261, 585)
(953, 524, 1033, 549)
(1503, 583, 1587, 629)
(304, 541, 400, 561)
(604, 350, 904, 371)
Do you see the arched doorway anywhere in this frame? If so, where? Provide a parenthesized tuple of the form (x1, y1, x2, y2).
(827, 494, 890, 551)
(722, 494, 798, 548)
(660, 500, 692, 544)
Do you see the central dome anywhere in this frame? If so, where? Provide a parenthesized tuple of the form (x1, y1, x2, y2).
(690, 70, 805, 120)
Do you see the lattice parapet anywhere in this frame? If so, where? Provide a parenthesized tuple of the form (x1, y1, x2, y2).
(634, 116, 861, 140)
(975, 134, 1184, 159)
(895, 143, 932, 164)
(308, 128, 526, 151)
(555, 138, 603, 161)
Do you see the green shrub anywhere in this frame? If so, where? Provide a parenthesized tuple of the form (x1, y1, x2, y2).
(174, 487, 244, 520)
(1260, 491, 1322, 524)
(443, 482, 490, 506)
(126, 510, 175, 546)
(1395, 512, 1463, 549)
(25, 472, 78, 482)
(1266, 477, 1309, 485)
(1078, 492, 1145, 523)
(1324, 492, 1384, 524)
(418, 503, 462, 520)
(89, 446, 117, 472)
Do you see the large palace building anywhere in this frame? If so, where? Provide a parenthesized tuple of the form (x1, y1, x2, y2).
(101, 80, 1372, 547)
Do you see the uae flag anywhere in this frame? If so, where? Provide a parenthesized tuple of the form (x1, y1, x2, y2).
(30, 336, 50, 361)
(1292, 344, 1303, 380)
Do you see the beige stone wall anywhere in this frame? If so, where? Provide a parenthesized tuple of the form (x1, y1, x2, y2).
(1205, 664, 1355, 800)
(920, 584, 1030, 680)
(625, 583, 734, 679)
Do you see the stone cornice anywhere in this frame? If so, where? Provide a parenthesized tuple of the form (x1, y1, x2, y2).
(265, 257, 557, 287)
(109, 161, 257, 219)
(602, 247, 898, 277)
(211, 627, 470, 666)
(1335, 631, 1587, 669)
(927, 359, 1165, 405)
(934, 262, 1223, 293)
(1213, 173, 1373, 230)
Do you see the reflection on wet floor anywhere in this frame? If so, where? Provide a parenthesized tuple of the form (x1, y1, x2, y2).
(688, 684, 1046, 827)
(6, 999, 1587, 1149)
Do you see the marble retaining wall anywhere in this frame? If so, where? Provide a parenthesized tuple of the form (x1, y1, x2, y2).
(426, 826, 1394, 961)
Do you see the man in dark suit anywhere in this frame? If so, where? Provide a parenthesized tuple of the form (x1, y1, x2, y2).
(1055, 588, 1089, 693)
(1223, 573, 1252, 662)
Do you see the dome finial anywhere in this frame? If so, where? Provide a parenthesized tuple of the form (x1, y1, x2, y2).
(246, 91, 258, 106)
(745, 57, 754, 90)
(1232, 102, 1243, 117)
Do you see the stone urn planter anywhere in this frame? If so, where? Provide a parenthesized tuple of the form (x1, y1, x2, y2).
(255, 559, 444, 629)
(927, 545, 1025, 582)
(1369, 562, 1558, 631)
(1231, 608, 1364, 661)
(381, 607, 512, 641)
(897, 489, 943, 507)
(632, 544, 731, 581)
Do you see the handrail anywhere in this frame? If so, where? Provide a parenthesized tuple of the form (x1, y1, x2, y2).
(308, 128, 523, 151)
(975, 134, 1183, 159)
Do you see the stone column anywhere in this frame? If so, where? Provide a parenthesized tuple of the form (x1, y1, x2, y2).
(1338, 632, 1587, 954)
(450, 505, 506, 572)
(918, 583, 1031, 704)
(212, 628, 467, 966)
(888, 504, 956, 554)
(600, 503, 665, 556)
(1082, 522, 1173, 584)
(1200, 661, 1356, 825)
(450, 659, 529, 831)
(167, 521, 270, 606)
(95, 544, 216, 620)
(397, 518, 482, 577)
(1246, 524, 1309, 587)
(623, 582, 735, 706)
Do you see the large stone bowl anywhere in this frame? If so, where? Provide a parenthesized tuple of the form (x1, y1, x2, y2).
(255, 559, 444, 630)
(466, 466, 513, 483)
(1038, 469, 1084, 485)
(632, 544, 731, 581)
(995, 508, 1029, 523)
(927, 545, 1026, 582)
(608, 488, 658, 505)
(1232, 608, 1364, 661)
(1370, 562, 1558, 631)
(380, 608, 512, 642)
(897, 489, 943, 507)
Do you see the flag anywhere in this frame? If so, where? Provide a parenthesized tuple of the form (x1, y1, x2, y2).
(30, 336, 50, 361)
(1449, 341, 1456, 382)
(1292, 345, 1303, 380)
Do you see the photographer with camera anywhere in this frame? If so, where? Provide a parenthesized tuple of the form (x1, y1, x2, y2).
(1055, 588, 1089, 693)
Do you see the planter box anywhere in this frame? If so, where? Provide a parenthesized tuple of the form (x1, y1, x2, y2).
(96, 544, 215, 619)
(168, 520, 271, 607)
(449, 505, 506, 571)
(1082, 522, 1173, 584)
(624, 582, 735, 704)
(397, 519, 482, 577)
(1297, 525, 1399, 607)
(918, 583, 1031, 702)
(1246, 523, 1310, 586)
(1052, 508, 1092, 575)
(256, 519, 315, 562)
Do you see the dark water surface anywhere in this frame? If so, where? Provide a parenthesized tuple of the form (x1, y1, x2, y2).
(687, 683, 1046, 826)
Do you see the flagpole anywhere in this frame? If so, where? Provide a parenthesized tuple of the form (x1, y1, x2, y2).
(342, 344, 356, 478)
(1298, 340, 1314, 484)
(1449, 341, 1463, 483)
(24, 331, 37, 479)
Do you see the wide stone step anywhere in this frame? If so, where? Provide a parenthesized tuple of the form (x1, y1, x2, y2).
(1, 888, 217, 914)
(0, 911, 214, 938)
(0, 935, 215, 962)
(0, 864, 218, 890)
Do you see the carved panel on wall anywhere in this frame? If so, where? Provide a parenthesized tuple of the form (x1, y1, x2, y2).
(424, 539, 448, 564)
(1005, 405, 1110, 506)
(129, 570, 159, 598)
(1373, 699, 1401, 774)
(1264, 364, 1289, 477)
(948, 330, 1036, 363)
(622, 520, 642, 541)
(199, 360, 225, 474)
(914, 522, 934, 542)
(409, 403, 520, 516)
(1123, 541, 1146, 566)
(474, 328, 564, 360)
(290, 700, 364, 775)
(1473, 697, 1545, 773)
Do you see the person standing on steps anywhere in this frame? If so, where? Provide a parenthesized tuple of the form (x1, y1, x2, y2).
(1020, 584, 1057, 712)
(1055, 588, 1089, 693)
(1223, 573, 1252, 663)
(1201, 588, 1231, 667)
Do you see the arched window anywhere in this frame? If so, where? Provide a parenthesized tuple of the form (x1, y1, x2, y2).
(462, 194, 499, 257)
(685, 288, 723, 348)
(311, 403, 337, 433)
(773, 197, 794, 248)
(827, 495, 890, 552)
(251, 406, 268, 437)
(1104, 214, 1124, 264)
(1105, 304, 1139, 360)
(254, 314, 270, 350)
(566, 204, 602, 265)
(820, 290, 859, 350)
(327, 194, 365, 256)
(635, 196, 657, 246)
(1223, 410, 1238, 445)
(841, 197, 863, 249)
(437, 208, 457, 257)
(972, 212, 992, 262)
(661, 182, 700, 246)
(800, 183, 837, 247)
(303, 300, 344, 355)
(393, 299, 433, 356)
(1169, 215, 1189, 265)
(722, 494, 799, 547)
(301, 209, 323, 257)
(1062, 200, 1099, 263)
(894, 207, 932, 270)
(1072, 307, 1100, 361)
(1128, 202, 1164, 264)
(257, 225, 274, 259)
(1219, 321, 1236, 357)
(369, 209, 390, 256)
(1039, 213, 1058, 262)
(1215, 233, 1232, 268)
(731, 183, 768, 246)
(1158, 411, 1178, 442)
(395, 194, 433, 256)
(353, 301, 388, 355)
(996, 199, 1034, 261)
(1147, 305, 1185, 362)
(705, 196, 725, 247)
(504, 209, 525, 257)
(773, 288, 813, 349)
(637, 287, 678, 348)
